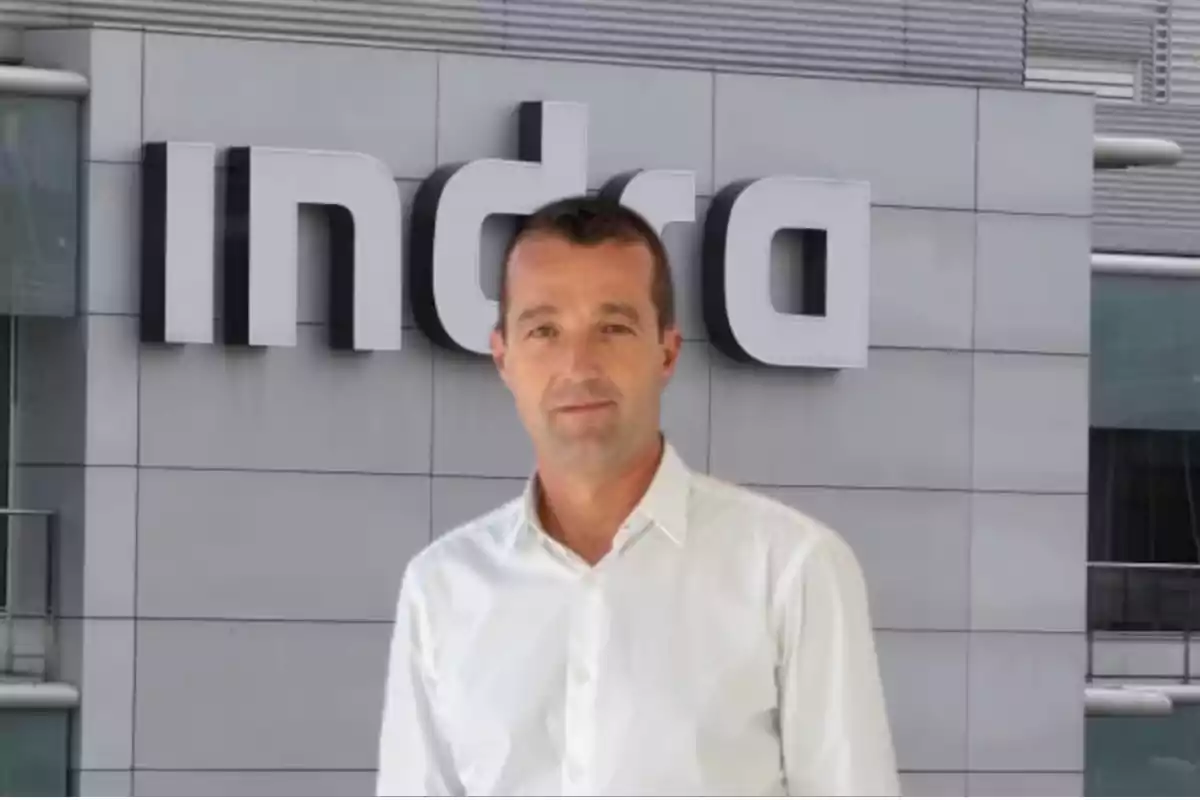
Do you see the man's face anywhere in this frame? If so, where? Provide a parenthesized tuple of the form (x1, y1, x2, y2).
(491, 232, 682, 471)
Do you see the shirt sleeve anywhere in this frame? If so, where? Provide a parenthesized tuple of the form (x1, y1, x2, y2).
(777, 533, 901, 797)
(376, 565, 464, 797)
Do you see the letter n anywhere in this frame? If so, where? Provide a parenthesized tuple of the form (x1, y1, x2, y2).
(223, 147, 403, 350)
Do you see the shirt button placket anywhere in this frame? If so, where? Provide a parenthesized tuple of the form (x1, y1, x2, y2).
(563, 573, 602, 795)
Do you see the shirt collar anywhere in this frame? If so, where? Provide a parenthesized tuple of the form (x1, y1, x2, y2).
(511, 439, 692, 550)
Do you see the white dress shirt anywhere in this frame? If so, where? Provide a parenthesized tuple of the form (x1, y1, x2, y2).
(377, 442, 899, 797)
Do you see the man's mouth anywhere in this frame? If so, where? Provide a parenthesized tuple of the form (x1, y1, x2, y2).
(556, 400, 615, 414)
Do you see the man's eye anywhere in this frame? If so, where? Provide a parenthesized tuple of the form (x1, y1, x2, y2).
(528, 325, 556, 339)
(602, 324, 633, 335)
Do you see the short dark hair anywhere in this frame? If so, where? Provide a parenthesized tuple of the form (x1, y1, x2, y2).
(496, 195, 676, 338)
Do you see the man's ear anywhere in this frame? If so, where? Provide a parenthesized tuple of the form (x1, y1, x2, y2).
(660, 326, 683, 378)
(490, 327, 508, 380)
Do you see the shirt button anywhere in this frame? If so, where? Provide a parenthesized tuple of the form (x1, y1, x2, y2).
(571, 661, 591, 684)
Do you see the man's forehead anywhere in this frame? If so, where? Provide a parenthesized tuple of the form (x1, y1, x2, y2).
(506, 240, 654, 296)
(515, 301, 641, 320)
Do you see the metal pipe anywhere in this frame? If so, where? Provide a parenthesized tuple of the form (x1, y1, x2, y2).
(0, 508, 61, 517)
(1095, 135, 1184, 169)
(0, 65, 87, 97)
(1123, 684, 1200, 705)
(1086, 686, 1174, 716)
(1090, 560, 1200, 571)
(1092, 253, 1200, 278)
(0, 681, 79, 709)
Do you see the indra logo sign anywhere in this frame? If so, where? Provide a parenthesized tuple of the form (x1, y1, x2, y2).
(140, 101, 870, 369)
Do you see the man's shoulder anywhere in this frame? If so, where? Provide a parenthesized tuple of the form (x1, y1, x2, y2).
(688, 472, 858, 563)
(405, 495, 525, 578)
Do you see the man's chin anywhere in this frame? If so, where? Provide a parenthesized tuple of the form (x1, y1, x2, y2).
(544, 430, 623, 459)
(552, 430, 617, 449)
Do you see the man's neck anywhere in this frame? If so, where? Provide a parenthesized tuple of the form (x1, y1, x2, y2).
(536, 435, 665, 565)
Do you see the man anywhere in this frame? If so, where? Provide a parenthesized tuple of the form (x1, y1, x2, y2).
(377, 196, 899, 797)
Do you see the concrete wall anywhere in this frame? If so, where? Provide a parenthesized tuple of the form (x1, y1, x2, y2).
(16, 27, 1094, 797)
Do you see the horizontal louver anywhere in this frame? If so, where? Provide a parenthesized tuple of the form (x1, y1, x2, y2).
(1028, 1, 1200, 256)
(1026, 53, 1140, 99)
(1168, 0, 1200, 104)
(1027, 0, 1170, 101)
(1027, 0, 1166, 57)
(0, 0, 1026, 86)
(1094, 102, 1200, 253)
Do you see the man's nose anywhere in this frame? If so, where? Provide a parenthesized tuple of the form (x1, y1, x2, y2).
(561, 332, 602, 375)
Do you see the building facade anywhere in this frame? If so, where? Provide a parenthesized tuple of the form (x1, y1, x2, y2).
(0, 1, 1141, 796)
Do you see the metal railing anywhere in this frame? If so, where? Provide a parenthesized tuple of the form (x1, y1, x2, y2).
(0, 508, 57, 680)
(1088, 560, 1200, 682)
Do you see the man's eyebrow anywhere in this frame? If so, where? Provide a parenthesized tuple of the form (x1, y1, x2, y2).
(515, 304, 557, 324)
(599, 302, 641, 324)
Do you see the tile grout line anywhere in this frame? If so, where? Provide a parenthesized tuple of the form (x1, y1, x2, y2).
(130, 29, 147, 786)
(428, 352, 437, 544)
(433, 52, 441, 165)
(705, 351, 713, 475)
(964, 85, 982, 775)
(709, 68, 716, 205)
(705, 70, 716, 474)
(116, 766, 1081, 776)
(58, 616, 1090, 635)
(104, 316, 1099, 360)
(23, 460, 1090, 497)
(70, 164, 1095, 220)
(130, 767, 378, 773)
(428, 53, 440, 544)
(110, 766, 1082, 781)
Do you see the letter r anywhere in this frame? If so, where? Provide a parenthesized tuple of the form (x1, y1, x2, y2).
(409, 101, 588, 355)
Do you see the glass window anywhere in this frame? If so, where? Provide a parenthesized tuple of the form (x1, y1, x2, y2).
(1091, 275, 1200, 563)
(0, 92, 80, 641)
(0, 317, 10, 615)
(0, 708, 69, 796)
(1089, 275, 1200, 632)
(0, 96, 80, 318)
(1088, 704, 1200, 796)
